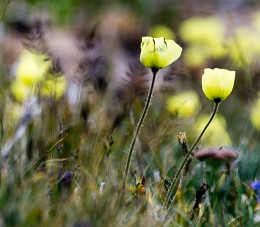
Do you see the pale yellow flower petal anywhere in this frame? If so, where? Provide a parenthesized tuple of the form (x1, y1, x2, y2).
(140, 36, 182, 69)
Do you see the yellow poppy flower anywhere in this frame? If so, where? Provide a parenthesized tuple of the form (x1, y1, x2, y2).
(140, 36, 182, 70)
(202, 68, 235, 102)
(16, 49, 51, 86)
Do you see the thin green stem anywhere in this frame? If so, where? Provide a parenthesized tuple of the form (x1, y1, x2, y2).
(164, 101, 220, 209)
(122, 68, 158, 191)
(0, 0, 11, 22)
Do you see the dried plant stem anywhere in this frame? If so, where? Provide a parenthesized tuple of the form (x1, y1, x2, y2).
(122, 68, 158, 190)
(164, 101, 220, 209)
(0, 0, 11, 22)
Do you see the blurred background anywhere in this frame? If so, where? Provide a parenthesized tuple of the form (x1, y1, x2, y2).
(1, 0, 260, 151)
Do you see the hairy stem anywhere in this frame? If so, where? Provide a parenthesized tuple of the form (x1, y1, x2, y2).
(164, 101, 220, 209)
(122, 68, 158, 190)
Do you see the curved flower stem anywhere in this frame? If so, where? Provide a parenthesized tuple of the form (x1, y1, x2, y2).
(122, 68, 158, 191)
(164, 101, 220, 209)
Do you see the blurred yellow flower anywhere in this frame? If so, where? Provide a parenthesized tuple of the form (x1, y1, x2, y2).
(179, 16, 227, 67)
(140, 36, 182, 69)
(149, 25, 175, 40)
(194, 115, 231, 146)
(250, 94, 260, 131)
(179, 16, 224, 47)
(10, 79, 32, 102)
(42, 76, 67, 100)
(166, 91, 200, 117)
(16, 49, 51, 86)
(202, 68, 235, 102)
(228, 28, 260, 66)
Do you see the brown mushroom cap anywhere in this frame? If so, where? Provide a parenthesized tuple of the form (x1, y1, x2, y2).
(194, 147, 239, 161)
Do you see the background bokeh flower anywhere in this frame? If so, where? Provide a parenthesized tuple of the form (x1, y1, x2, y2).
(166, 90, 200, 118)
(16, 49, 51, 86)
(148, 25, 175, 40)
(41, 76, 67, 100)
(179, 16, 227, 67)
(193, 114, 231, 147)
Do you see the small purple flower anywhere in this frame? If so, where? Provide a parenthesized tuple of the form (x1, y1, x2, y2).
(251, 181, 260, 203)
(58, 170, 74, 190)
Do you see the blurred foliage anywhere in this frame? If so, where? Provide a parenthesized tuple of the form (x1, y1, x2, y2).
(1, 0, 260, 226)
